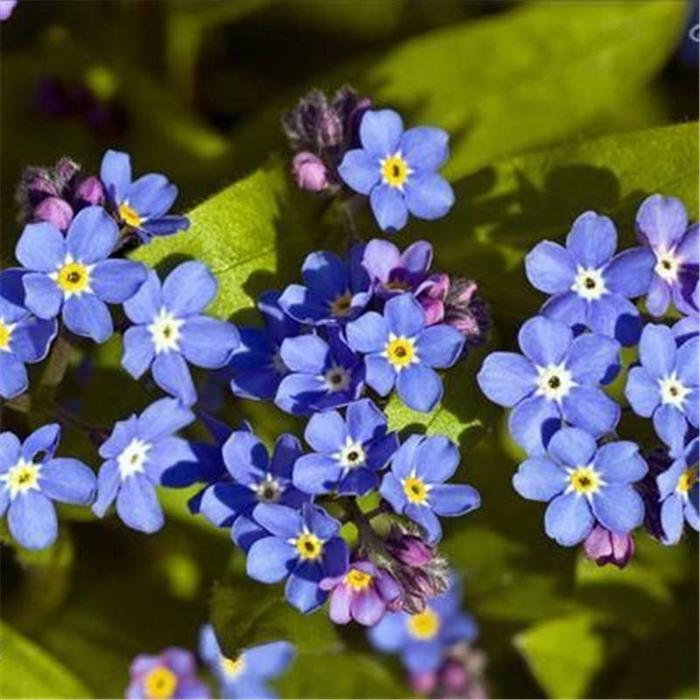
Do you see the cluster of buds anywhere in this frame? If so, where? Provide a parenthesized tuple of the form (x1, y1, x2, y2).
(16, 157, 105, 232)
(283, 86, 371, 193)
(410, 644, 488, 699)
(583, 525, 635, 569)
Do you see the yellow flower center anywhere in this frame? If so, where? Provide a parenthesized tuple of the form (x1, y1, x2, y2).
(119, 202, 142, 228)
(220, 654, 246, 679)
(0, 320, 14, 351)
(568, 466, 602, 496)
(55, 261, 91, 295)
(344, 568, 373, 591)
(2, 459, 40, 500)
(293, 532, 324, 561)
(143, 666, 178, 700)
(402, 475, 428, 504)
(407, 607, 440, 640)
(330, 292, 353, 318)
(381, 153, 411, 189)
(677, 466, 698, 495)
(385, 336, 415, 369)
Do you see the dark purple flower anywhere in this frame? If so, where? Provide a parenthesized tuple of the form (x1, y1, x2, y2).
(583, 524, 635, 569)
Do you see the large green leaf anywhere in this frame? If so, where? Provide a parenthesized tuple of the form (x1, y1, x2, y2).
(0, 623, 91, 699)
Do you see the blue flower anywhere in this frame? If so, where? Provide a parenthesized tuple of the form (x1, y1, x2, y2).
(244, 502, 349, 613)
(275, 329, 364, 415)
(230, 291, 302, 401)
(477, 315, 621, 455)
(92, 398, 196, 534)
(635, 194, 699, 317)
(525, 212, 655, 346)
(126, 648, 210, 700)
(338, 110, 454, 232)
(292, 399, 399, 496)
(368, 581, 477, 673)
(512, 427, 647, 546)
(279, 246, 370, 326)
(198, 428, 309, 533)
(380, 434, 480, 544)
(122, 262, 240, 406)
(0, 269, 57, 399)
(0, 424, 96, 550)
(199, 625, 294, 700)
(14, 206, 148, 342)
(100, 149, 189, 242)
(346, 293, 464, 413)
(625, 324, 699, 437)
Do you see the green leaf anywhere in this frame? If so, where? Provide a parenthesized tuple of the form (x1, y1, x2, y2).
(516, 613, 605, 699)
(0, 623, 91, 699)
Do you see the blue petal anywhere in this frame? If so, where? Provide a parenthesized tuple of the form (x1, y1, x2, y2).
(137, 397, 194, 442)
(65, 206, 119, 263)
(39, 458, 96, 504)
(252, 503, 302, 540)
(8, 491, 57, 549)
(303, 409, 347, 453)
(23, 273, 62, 320)
(116, 474, 164, 533)
(593, 441, 647, 483)
(660, 494, 685, 544)
(10, 317, 57, 363)
(91, 259, 148, 303)
(385, 293, 425, 338)
(128, 174, 176, 217)
(518, 316, 572, 367)
(547, 427, 597, 467)
(22, 423, 60, 461)
(285, 566, 325, 613)
(362, 238, 401, 283)
(635, 194, 688, 250)
(92, 459, 120, 516)
(370, 184, 409, 232)
(123, 270, 162, 324)
(321, 535, 349, 578)
(152, 351, 197, 406)
(243, 642, 294, 679)
(525, 241, 576, 294)
(676, 335, 699, 386)
(279, 334, 328, 373)
(270, 434, 302, 480)
(346, 311, 388, 353)
(513, 458, 566, 501)
(540, 291, 587, 328)
(592, 485, 645, 533)
(292, 453, 343, 494)
(301, 251, 347, 301)
(359, 109, 403, 156)
(63, 294, 113, 343)
(566, 212, 617, 268)
(181, 316, 239, 368)
(646, 276, 672, 317)
(400, 126, 449, 170)
(122, 325, 155, 379)
(405, 503, 442, 543)
(337, 467, 378, 496)
(200, 483, 254, 526)
(247, 536, 296, 583)
(639, 323, 677, 379)
(162, 261, 217, 316)
(625, 367, 660, 418)
(388, 434, 421, 479)
(544, 492, 594, 546)
(380, 472, 407, 513)
(414, 436, 459, 482)
(258, 290, 301, 344)
(587, 295, 641, 347)
(477, 352, 536, 407)
(416, 324, 464, 368)
(346, 398, 386, 443)
(429, 484, 480, 516)
(604, 248, 655, 298)
(565, 333, 620, 384)
(508, 395, 562, 456)
(142, 215, 189, 238)
(561, 386, 620, 437)
(397, 363, 442, 412)
(368, 612, 407, 652)
(223, 430, 269, 483)
(100, 149, 132, 203)
(303, 502, 341, 540)
(364, 355, 396, 395)
(654, 406, 689, 455)
(16, 222, 66, 272)
(232, 515, 268, 552)
(0, 432, 21, 471)
(274, 372, 326, 415)
(146, 436, 198, 483)
(404, 173, 454, 220)
(0, 353, 28, 399)
(338, 149, 380, 195)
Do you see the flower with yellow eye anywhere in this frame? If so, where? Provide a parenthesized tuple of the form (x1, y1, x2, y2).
(126, 648, 209, 700)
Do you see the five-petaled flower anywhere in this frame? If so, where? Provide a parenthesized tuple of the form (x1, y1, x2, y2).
(635, 194, 699, 317)
(199, 625, 294, 700)
(512, 427, 647, 546)
(100, 149, 190, 242)
(380, 434, 480, 544)
(122, 262, 240, 406)
(477, 315, 621, 455)
(292, 399, 399, 496)
(0, 269, 57, 399)
(346, 293, 464, 412)
(126, 648, 210, 700)
(14, 206, 148, 342)
(244, 502, 349, 613)
(0, 424, 96, 550)
(525, 211, 654, 346)
(93, 398, 196, 534)
(625, 324, 699, 437)
(339, 109, 454, 232)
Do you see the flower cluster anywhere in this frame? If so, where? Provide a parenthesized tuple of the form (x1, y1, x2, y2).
(478, 195, 699, 562)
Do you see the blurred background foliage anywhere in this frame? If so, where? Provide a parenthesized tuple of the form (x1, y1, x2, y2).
(1, 1, 698, 698)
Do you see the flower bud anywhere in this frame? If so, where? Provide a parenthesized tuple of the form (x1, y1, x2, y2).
(292, 152, 330, 192)
(417, 273, 450, 325)
(386, 532, 434, 567)
(74, 175, 105, 206)
(33, 196, 74, 231)
(444, 278, 491, 347)
(53, 157, 81, 189)
(583, 525, 634, 569)
(409, 670, 437, 695)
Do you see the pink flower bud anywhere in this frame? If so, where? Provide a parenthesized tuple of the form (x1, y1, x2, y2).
(583, 525, 635, 569)
(386, 533, 434, 567)
(33, 197, 74, 231)
(410, 670, 437, 695)
(75, 176, 105, 206)
(292, 152, 330, 192)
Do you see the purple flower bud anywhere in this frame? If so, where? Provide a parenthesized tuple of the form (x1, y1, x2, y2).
(21, 168, 59, 205)
(444, 278, 491, 347)
(385, 532, 434, 567)
(417, 272, 450, 325)
(292, 152, 330, 192)
(53, 157, 81, 189)
(583, 524, 635, 569)
(32, 196, 74, 231)
(74, 175, 105, 206)
(410, 670, 437, 695)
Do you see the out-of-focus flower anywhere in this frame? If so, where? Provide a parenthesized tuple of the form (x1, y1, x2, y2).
(380, 434, 479, 544)
(346, 293, 464, 412)
(122, 262, 239, 406)
(0, 424, 96, 550)
(126, 648, 210, 700)
(525, 212, 654, 346)
(513, 427, 647, 546)
(583, 524, 635, 569)
(477, 315, 621, 455)
(0, 1, 17, 22)
(410, 645, 489, 700)
(339, 109, 454, 232)
(199, 625, 294, 700)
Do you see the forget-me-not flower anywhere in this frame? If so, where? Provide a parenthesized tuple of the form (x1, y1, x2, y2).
(126, 648, 210, 700)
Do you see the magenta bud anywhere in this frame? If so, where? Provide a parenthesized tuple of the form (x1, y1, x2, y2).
(386, 533, 434, 568)
(409, 670, 437, 695)
(292, 152, 330, 192)
(33, 197, 74, 231)
(442, 659, 470, 691)
(75, 175, 105, 206)
(583, 525, 635, 569)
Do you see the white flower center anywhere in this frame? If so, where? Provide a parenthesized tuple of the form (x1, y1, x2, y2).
(148, 307, 184, 354)
(654, 249, 681, 282)
(571, 266, 607, 301)
(117, 438, 151, 479)
(253, 474, 283, 503)
(323, 364, 351, 393)
(336, 438, 366, 469)
(535, 363, 576, 402)
(658, 372, 690, 409)
(1, 459, 41, 500)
